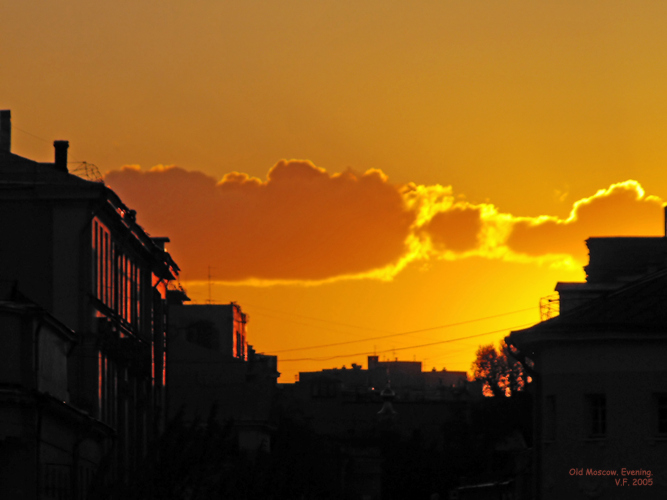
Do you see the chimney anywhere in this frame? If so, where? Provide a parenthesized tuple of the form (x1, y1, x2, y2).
(0, 110, 10, 152)
(151, 237, 170, 250)
(54, 140, 69, 173)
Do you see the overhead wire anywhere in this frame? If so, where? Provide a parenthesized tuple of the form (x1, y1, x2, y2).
(243, 302, 396, 334)
(279, 321, 536, 362)
(269, 306, 536, 353)
(13, 125, 51, 143)
(249, 310, 384, 337)
(12, 123, 90, 166)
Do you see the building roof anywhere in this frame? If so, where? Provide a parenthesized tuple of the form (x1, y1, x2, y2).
(508, 267, 667, 353)
(0, 148, 99, 188)
(0, 143, 179, 279)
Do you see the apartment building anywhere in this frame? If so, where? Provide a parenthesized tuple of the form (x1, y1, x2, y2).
(0, 110, 179, 498)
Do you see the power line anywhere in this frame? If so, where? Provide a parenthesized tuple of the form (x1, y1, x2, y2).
(250, 310, 378, 336)
(269, 306, 536, 353)
(12, 124, 88, 165)
(279, 321, 536, 362)
(13, 125, 50, 143)
(244, 302, 395, 334)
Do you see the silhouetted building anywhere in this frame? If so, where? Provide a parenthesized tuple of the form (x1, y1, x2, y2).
(291, 356, 477, 449)
(284, 357, 488, 499)
(0, 111, 179, 498)
(508, 235, 667, 499)
(167, 301, 279, 453)
(0, 300, 111, 499)
(169, 302, 247, 360)
(298, 355, 469, 401)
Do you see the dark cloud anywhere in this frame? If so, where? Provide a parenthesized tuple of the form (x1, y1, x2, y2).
(106, 166, 664, 284)
(421, 205, 482, 253)
(105, 161, 416, 282)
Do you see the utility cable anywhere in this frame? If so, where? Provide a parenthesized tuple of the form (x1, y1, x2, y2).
(250, 310, 377, 337)
(279, 321, 536, 362)
(13, 125, 51, 143)
(243, 302, 396, 334)
(269, 306, 536, 353)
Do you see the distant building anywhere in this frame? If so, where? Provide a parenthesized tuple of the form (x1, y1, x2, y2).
(0, 110, 179, 498)
(293, 356, 476, 442)
(508, 236, 667, 499)
(168, 302, 248, 360)
(298, 355, 469, 401)
(167, 300, 279, 453)
(286, 356, 492, 500)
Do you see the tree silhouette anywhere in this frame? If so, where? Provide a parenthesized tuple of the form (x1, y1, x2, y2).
(471, 341, 528, 397)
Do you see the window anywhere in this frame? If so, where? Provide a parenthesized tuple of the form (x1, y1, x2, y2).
(43, 464, 71, 500)
(544, 395, 556, 441)
(186, 320, 219, 350)
(586, 394, 606, 438)
(98, 351, 118, 426)
(92, 220, 112, 306)
(92, 217, 144, 330)
(77, 465, 94, 500)
(655, 393, 667, 435)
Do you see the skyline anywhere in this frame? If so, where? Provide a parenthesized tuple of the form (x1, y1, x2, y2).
(4, 1, 667, 381)
(106, 164, 663, 382)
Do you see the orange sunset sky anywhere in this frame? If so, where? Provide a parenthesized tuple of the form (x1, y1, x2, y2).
(3, 1, 667, 382)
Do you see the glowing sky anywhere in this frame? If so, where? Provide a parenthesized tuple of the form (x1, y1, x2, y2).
(3, 1, 667, 382)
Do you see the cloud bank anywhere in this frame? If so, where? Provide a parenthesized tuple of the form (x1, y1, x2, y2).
(506, 182, 663, 261)
(105, 162, 664, 285)
(105, 161, 414, 282)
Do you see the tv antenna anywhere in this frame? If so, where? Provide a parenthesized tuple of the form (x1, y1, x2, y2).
(207, 266, 214, 304)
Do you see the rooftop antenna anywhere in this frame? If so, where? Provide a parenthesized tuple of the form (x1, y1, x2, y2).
(207, 266, 213, 304)
(70, 161, 103, 183)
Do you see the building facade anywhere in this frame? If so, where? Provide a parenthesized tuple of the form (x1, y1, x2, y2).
(507, 236, 667, 499)
(0, 300, 112, 500)
(0, 111, 179, 498)
(167, 301, 279, 453)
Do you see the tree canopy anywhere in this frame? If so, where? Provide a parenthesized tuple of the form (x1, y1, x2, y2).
(471, 340, 529, 397)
